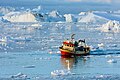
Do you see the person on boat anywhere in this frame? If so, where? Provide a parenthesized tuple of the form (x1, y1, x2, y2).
(71, 38, 75, 44)
(74, 41, 78, 47)
(77, 39, 85, 51)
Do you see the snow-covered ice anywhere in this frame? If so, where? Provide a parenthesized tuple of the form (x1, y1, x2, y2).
(99, 20, 120, 32)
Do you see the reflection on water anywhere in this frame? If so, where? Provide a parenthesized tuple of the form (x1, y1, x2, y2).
(61, 56, 90, 70)
(61, 57, 76, 70)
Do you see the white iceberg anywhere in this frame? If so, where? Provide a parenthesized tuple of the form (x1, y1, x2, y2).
(3, 11, 37, 22)
(78, 12, 108, 23)
(99, 20, 120, 32)
(45, 10, 64, 22)
(0, 6, 15, 15)
(64, 14, 74, 22)
(32, 6, 41, 13)
(0, 17, 10, 23)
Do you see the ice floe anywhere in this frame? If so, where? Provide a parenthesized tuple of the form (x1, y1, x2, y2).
(31, 23, 42, 29)
(10, 72, 29, 79)
(98, 43, 104, 47)
(10, 36, 31, 42)
(23, 65, 35, 68)
(35, 57, 51, 60)
(107, 59, 117, 63)
(51, 70, 74, 76)
(0, 37, 7, 42)
(105, 55, 112, 58)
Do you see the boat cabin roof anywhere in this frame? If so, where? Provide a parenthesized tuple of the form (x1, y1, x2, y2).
(63, 41, 74, 46)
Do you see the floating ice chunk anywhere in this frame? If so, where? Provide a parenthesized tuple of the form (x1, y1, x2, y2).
(0, 37, 7, 42)
(23, 65, 35, 68)
(44, 57, 51, 60)
(10, 72, 29, 79)
(56, 51, 60, 54)
(49, 51, 53, 54)
(90, 45, 102, 51)
(105, 55, 112, 58)
(31, 23, 42, 29)
(99, 20, 120, 33)
(83, 57, 88, 61)
(10, 36, 31, 42)
(51, 70, 74, 76)
(109, 44, 117, 47)
(35, 57, 51, 60)
(107, 59, 117, 63)
(96, 75, 104, 78)
(98, 43, 104, 47)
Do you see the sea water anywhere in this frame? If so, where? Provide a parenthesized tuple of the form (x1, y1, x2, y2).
(0, 22, 120, 80)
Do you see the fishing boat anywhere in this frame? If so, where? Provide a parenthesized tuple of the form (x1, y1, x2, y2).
(59, 34, 90, 57)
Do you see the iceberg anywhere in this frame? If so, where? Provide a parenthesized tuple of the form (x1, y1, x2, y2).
(46, 10, 64, 22)
(99, 20, 120, 32)
(64, 14, 74, 22)
(0, 17, 10, 23)
(3, 11, 37, 22)
(78, 12, 108, 23)
(0, 6, 15, 16)
(78, 12, 87, 16)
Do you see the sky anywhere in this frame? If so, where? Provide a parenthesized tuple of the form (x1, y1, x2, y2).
(39, 0, 120, 3)
(1, 0, 120, 4)
(0, 0, 120, 14)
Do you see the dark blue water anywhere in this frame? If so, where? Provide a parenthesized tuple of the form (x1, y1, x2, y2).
(0, 22, 120, 80)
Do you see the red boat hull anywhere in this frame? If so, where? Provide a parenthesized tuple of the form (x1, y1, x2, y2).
(60, 48, 89, 57)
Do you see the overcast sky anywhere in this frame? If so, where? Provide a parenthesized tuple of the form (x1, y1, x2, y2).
(35, 0, 120, 3)
(1, 0, 120, 3)
(0, 0, 120, 14)
(0, 0, 120, 5)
